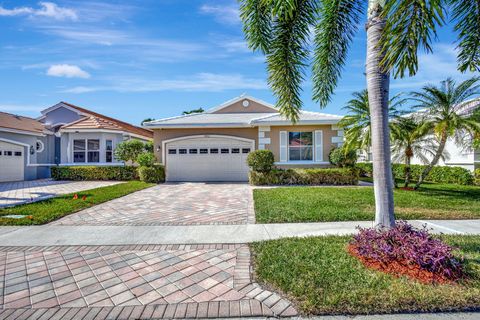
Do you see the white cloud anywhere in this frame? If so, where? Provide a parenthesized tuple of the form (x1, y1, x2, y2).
(0, 2, 77, 21)
(46, 64, 90, 78)
(200, 3, 240, 25)
(63, 73, 266, 93)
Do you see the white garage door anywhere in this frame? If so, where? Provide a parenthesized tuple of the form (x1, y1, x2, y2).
(166, 136, 253, 182)
(0, 141, 25, 182)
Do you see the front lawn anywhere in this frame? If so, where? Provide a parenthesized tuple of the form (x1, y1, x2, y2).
(251, 235, 480, 315)
(254, 183, 480, 223)
(0, 181, 154, 225)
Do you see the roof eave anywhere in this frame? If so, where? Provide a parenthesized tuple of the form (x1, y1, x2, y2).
(145, 123, 253, 129)
(251, 119, 341, 125)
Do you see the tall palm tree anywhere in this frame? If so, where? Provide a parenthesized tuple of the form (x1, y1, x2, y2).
(339, 89, 404, 153)
(390, 116, 444, 187)
(239, 0, 480, 228)
(411, 77, 480, 189)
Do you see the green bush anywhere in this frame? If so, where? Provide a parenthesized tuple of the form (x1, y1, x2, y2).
(329, 147, 357, 167)
(138, 165, 165, 183)
(137, 152, 156, 167)
(247, 150, 275, 173)
(51, 166, 138, 181)
(356, 162, 474, 185)
(114, 139, 149, 164)
(473, 168, 480, 186)
(249, 168, 358, 186)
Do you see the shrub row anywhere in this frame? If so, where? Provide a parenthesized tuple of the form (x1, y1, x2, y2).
(249, 168, 358, 186)
(51, 166, 139, 181)
(475, 169, 480, 186)
(356, 163, 475, 185)
(138, 165, 165, 183)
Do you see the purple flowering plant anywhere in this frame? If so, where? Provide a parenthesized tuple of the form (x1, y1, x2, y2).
(350, 221, 464, 281)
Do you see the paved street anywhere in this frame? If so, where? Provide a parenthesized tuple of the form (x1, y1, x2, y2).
(51, 183, 255, 226)
(0, 179, 121, 208)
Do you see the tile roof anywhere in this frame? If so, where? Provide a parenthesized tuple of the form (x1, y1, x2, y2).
(60, 102, 153, 139)
(145, 113, 276, 127)
(144, 110, 342, 128)
(0, 111, 50, 135)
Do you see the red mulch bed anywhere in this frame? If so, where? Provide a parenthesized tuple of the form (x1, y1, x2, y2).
(400, 187, 415, 191)
(348, 244, 461, 284)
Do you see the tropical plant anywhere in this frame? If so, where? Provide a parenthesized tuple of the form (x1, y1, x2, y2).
(182, 108, 205, 115)
(114, 139, 147, 165)
(339, 90, 404, 152)
(239, 0, 480, 228)
(328, 146, 357, 168)
(411, 77, 480, 189)
(136, 152, 156, 167)
(390, 116, 444, 187)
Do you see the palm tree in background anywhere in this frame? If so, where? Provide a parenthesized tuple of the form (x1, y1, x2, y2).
(390, 116, 443, 187)
(411, 77, 480, 189)
(239, 0, 480, 227)
(339, 89, 404, 155)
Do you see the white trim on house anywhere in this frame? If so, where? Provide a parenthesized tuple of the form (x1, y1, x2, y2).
(314, 130, 323, 162)
(60, 129, 150, 141)
(38, 102, 90, 118)
(275, 161, 330, 165)
(161, 134, 256, 166)
(0, 127, 46, 137)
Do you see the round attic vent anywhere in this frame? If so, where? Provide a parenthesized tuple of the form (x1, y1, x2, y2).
(242, 100, 250, 107)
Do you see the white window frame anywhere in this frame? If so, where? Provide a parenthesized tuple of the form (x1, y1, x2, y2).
(288, 131, 313, 161)
(35, 140, 45, 153)
(73, 138, 101, 163)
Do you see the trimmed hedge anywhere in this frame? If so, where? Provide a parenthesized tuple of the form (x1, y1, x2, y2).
(475, 169, 480, 186)
(138, 165, 165, 183)
(356, 163, 474, 185)
(51, 166, 139, 181)
(249, 168, 359, 186)
(247, 150, 275, 173)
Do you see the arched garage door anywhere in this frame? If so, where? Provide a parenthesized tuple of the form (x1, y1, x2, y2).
(0, 141, 25, 182)
(165, 135, 254, 182)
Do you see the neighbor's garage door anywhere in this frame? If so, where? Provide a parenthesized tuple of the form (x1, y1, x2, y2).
(0, 141, 24, 182)
(166, 136, 253, 182)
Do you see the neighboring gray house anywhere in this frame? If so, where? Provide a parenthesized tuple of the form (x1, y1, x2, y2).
(0, 102, 152, 182)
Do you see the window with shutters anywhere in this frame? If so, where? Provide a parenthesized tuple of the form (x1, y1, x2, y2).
(288, 132, 313, 161)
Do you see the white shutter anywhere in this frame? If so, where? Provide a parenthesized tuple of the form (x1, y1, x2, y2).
(279, 131, 288, 162)
(314, 130, 323, 162)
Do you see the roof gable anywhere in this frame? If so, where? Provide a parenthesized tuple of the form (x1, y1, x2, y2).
(208, 95, 278, 114)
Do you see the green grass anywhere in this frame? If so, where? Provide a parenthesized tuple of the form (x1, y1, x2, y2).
(254, 183, 480, 223)
(251, 235, 480, 315)
(0, 181, 154, 225)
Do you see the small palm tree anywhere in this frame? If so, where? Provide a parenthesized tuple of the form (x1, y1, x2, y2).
(411, 77, 480, 189)
(239, 0, 480, 228)
(390, 116, 444, 187)
(339, 90, 404, 154)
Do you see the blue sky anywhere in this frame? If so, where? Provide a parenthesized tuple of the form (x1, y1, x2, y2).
(0, 0, 478, 125)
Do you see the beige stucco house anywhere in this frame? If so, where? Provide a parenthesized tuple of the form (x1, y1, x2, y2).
(144, 95, 344, 182)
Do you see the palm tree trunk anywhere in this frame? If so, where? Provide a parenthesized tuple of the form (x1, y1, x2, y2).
(414, 132, 447, 190)
(366, 0, 395, 228)
(404, 156, 411, 188)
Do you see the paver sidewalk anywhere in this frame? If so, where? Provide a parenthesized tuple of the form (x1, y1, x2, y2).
(0, 244, 296, 319)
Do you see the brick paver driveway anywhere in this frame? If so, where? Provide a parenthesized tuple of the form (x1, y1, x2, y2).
(51, 183, 255, 226)
(0, 179, 121, 208)
(0, 244, 296, 319)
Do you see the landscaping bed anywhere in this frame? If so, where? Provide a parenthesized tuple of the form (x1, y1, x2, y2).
(254, 183, 480, 223)
(249, 168, 358, 186)
(0, 181, 154, 225)
(251, 235, 480, 315)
